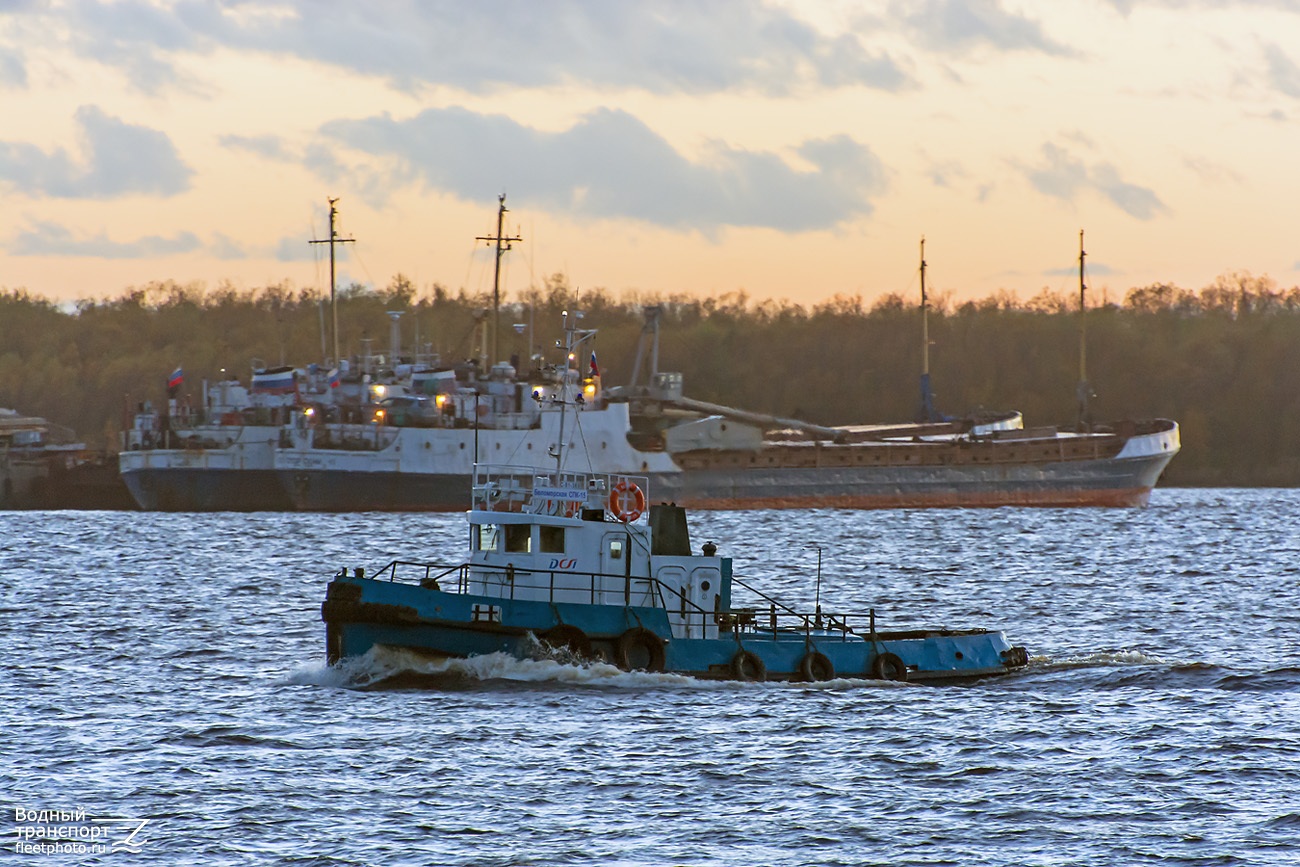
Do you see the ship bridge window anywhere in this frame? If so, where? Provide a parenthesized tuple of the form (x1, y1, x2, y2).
(475, 524, 500, 552)
(505, 524, 531, 553)
(540, 525, 565, 553)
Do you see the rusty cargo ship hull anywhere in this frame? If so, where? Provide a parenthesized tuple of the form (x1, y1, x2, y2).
(276, 401, 1179, 512)
(654, 418, 1179, 509)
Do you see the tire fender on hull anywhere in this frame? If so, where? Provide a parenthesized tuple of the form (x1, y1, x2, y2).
(731, 649, 766, 682)
(542, 625, 592, 660)
(872, 651, 908, 682)
(799, 651, 835, 682)
(615, 628, 665, 672)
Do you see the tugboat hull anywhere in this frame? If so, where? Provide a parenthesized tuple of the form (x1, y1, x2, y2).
(322, 577, 1027, 683)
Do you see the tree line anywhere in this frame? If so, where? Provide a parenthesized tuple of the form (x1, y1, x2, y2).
(2, 269, 1298, 486)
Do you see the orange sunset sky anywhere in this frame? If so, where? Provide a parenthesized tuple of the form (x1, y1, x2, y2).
(1, 1, 1298, 309)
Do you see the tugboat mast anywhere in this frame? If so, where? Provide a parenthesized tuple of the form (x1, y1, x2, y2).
(552, 309, 597, 474)
(309, 197, 355, 365)
(476, 194, 523, 366)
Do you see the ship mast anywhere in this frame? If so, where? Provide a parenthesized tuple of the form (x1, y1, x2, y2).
(921, 236, 929, 379)
(1076, 229, 1092, 431)
(916, 236, 939, 423)
(309, 198, 355, 365)
(476, 194, 523, 366)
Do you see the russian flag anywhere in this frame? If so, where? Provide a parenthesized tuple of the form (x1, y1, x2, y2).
(327, 367, 341, 389)
(167, 367, 183, 389)
(251, 367, 297, 394)
(589, 351, 599, 377)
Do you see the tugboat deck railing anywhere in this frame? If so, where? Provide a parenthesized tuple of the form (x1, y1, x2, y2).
(366, 558, 917, 643)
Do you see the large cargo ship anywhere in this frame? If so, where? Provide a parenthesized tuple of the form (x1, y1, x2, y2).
(120, 209, 1179, 513)
(275, 308, 1178, 512)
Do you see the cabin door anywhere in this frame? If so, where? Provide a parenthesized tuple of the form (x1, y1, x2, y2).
(600, 531, 651, 607)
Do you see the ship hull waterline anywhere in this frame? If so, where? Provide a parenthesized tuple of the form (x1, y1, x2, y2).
(283, 451, 1175, 512)
(121, 467, 294, 512)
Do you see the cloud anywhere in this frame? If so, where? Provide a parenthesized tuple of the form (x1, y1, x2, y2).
(0, 105, 193, 199)
(10, 221, 201, 258)
(219, 134, 292, 161)
(1046, 262, 1116, 277)
(276, 235, 312, 262)
(13, 0, 912, 97)
(919, 151, 969, 188)
(1020, 142, 1167, 220)
(0, 49, 25, 87)
(1105, 0, 1300, 12)
(320, 107, 887, 232)
(1264, 43, 1300, 99)
(57, 0, 213, 95)
(1182, 155, 1244, 185)
(210, 232, 248, 260)
(894, 0, 1076, 57)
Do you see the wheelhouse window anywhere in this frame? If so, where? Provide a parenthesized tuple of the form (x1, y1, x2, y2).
(505, 524, 531, 553)
(475, 523, 500, 552)
(539, 525, 565, 553)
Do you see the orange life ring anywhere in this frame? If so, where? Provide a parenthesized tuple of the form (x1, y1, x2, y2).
(608, 481, 645, 522)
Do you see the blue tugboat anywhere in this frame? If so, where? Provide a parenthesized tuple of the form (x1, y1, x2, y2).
(320, 315, 1029, 683)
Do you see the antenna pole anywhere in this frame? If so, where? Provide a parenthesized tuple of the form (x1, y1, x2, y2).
(551, 310, 597, 473)
(476, 194, 523, 366)
(807, 544, 824, 630)
(309, 198, 355, 365)
(555, 312, 571, 475)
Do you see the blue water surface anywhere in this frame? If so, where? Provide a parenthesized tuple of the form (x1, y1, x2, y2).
(3, 489, 1299, 865)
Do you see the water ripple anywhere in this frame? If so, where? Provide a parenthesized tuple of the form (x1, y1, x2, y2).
(4, 490, 1300, 865)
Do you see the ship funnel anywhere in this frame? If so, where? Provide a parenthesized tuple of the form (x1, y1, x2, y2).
(649, 504, 691, 555)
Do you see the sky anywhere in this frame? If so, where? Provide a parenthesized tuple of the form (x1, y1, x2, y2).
(1, 0, 1298, 309)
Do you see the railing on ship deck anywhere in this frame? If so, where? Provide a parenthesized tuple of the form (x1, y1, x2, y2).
(470, 463, 650, 519)
(365, 559, 895, 643)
